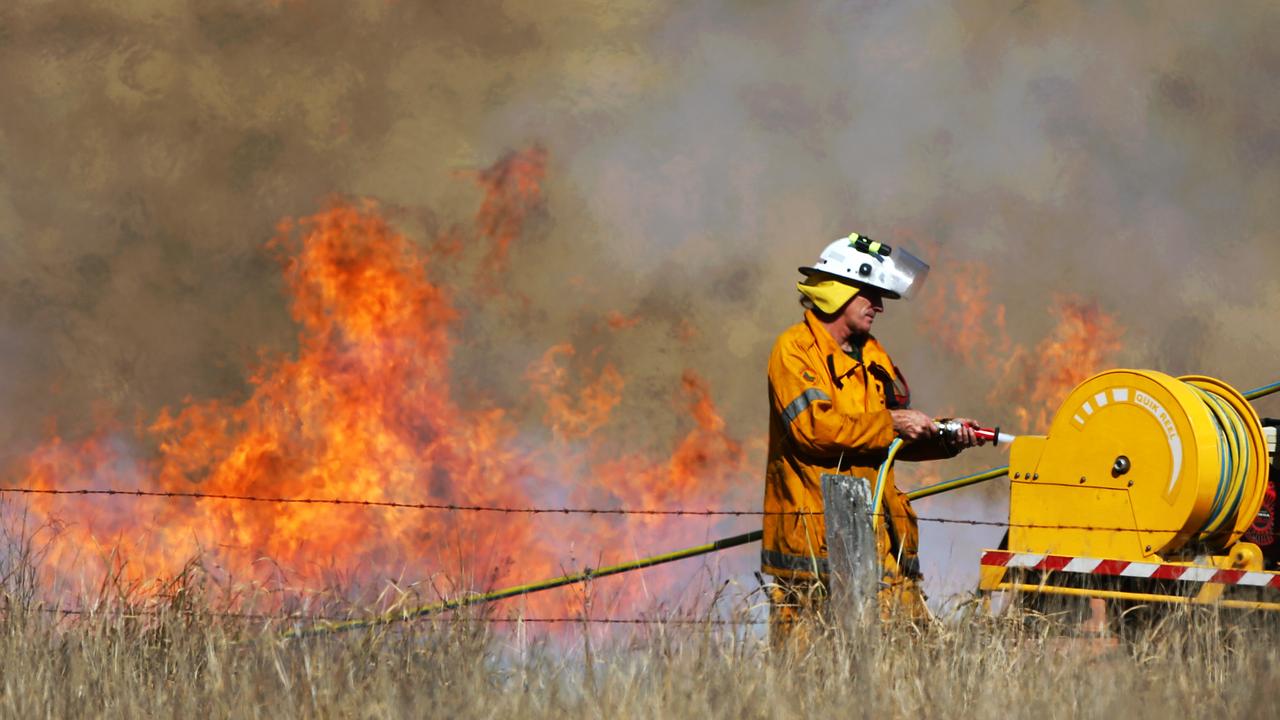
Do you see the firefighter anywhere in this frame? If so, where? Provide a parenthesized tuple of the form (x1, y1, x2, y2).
(763, 233, 982, 645)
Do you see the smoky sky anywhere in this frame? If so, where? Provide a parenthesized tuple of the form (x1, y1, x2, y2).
(2, 0, 1280, 579)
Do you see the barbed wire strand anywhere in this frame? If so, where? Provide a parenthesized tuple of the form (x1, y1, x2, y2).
(28, 606, 764, 625)
(0, 485, 1266, 535)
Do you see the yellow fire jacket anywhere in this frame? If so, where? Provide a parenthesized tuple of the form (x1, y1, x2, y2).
(762, 310, 922, 588)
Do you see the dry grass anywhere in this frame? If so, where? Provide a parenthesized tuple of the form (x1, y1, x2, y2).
(1, 567, 1279, 720)
(0, 506, 1275, 719)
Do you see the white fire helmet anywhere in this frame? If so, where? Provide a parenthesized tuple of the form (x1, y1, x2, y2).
(798, 233, 930, 300)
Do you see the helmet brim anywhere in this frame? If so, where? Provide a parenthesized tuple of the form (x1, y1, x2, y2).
(796, 267, 902, 299)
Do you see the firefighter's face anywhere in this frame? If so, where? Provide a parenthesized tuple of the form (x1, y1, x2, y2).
(843, 287, 884, 335)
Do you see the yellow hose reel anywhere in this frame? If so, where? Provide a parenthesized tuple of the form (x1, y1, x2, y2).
(1007, 370, 1269, 562)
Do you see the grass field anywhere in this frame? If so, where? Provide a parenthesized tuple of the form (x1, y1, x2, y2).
(2, 570, 1278, 719)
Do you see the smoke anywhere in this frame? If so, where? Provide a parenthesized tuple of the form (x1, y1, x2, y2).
(3, 0, 1280, 603)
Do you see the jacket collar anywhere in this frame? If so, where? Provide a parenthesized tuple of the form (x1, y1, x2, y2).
(804, 309, 868, 380)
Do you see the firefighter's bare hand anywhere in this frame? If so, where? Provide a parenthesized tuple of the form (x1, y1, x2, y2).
(947, 418, 983, 449)
(891, 409, 937, 442)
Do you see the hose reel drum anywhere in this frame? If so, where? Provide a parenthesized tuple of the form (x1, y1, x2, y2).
(1007, 370, 1269, 562)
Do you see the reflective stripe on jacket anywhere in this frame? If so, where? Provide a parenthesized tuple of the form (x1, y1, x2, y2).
(762, 310, 920, 582)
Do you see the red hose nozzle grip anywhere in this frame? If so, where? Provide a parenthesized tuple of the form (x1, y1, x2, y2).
(934, 421, 1008, 447)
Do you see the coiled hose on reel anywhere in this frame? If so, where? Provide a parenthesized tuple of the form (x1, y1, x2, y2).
(1189, 381, 1256, 541)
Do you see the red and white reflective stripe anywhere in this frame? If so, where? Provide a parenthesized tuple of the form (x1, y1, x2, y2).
(980, 550, 1280, 589)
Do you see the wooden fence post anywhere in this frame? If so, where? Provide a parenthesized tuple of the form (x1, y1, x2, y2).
(822, 473, 878, 619)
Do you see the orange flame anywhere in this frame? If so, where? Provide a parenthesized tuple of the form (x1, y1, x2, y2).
(24, 202, 535, 598)
(920, 260, 1010, 366)
(993, 297, 1124, 433)
(473, 145, 547, 273)
(526, 344, 625, 443)
(14, 150, 755, 617)
(920, 255, 1124, 435)
(573, 371, 750, 556)
(604, 311, 641, 330)
(588, 372, 745, 510)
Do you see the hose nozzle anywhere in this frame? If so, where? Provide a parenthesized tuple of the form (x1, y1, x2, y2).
(934, 420, 1015, 447)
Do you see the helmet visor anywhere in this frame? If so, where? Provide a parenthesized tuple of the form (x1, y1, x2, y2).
(887, 247, 930, 300)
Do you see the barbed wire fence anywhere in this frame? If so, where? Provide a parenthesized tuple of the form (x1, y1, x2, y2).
(2, 481, 1271, 633)
(0, 485, 1246, 534)
(29, 606, 769, 625)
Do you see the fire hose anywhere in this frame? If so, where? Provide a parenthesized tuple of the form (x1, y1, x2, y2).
(282, 531, 763, 639)
(285, 377, 1280, 638)
(869, 438, 905, 534)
